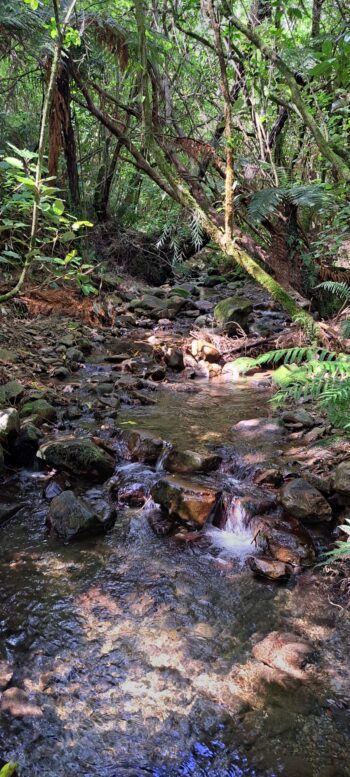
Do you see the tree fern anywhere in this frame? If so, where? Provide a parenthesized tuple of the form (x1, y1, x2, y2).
(315, 281, 350, 301)
(248, 183, 330, 223)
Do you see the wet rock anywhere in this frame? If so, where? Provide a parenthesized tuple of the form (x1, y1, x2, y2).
(333, 460, 350, 501)
(121, 428, 164, 464)
(38, 437, 115, 480)
(257, 517, 316, 565)
(108, 462, 159, 505)
(280, 478, 332, 522)
(214, 296, 253, 328)
(11, 423, 41, 465)
(0, 502, 25, 526)
(0, 407, 20, 445)
(0, 443, 4, 473)
(151, 476, 220, 527)
(163, 448, 222, 475)
(252, 631, 313, 679)
(0, 659, 13, 691)
(47, 489, 116, 541)
(248, 556, 292, 580)
(20, 399, 56, 425)
(146, 365, 166, 382)
(190, 339, 220, 362)
(164, 347, 184, 371)
(0, 687, 42, 717)
(147, 508, 174, 536)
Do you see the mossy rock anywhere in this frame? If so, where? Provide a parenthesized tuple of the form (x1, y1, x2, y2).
(214, 296, 253, 326)
(20, 399, 56, 424)
(38, 437, 115, 480)
(171, 287, 191, 298)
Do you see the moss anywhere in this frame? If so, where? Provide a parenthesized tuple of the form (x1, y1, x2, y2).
(214, 296, 253, 324)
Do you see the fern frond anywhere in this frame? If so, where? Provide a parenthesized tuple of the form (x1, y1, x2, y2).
(315, 281, 350, 301)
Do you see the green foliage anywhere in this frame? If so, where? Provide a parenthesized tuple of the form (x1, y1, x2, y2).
(250, 346, 350, 430)
(0, 763, 18, 777)
(247, 184, 330, 224)
(0, 144, 95, 293)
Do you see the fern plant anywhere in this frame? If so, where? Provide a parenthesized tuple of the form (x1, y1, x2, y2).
(249, 346, 350, 430)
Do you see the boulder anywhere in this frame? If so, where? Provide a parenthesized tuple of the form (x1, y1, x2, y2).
(47, 490, 116, 541)
(163, 448, 222, 475)
(38, 437, 115, 480)
(151, 476, 220, 527)
(248, 556, 291, 580)
(280, 478, 332, 522)
(20, 399, 56, 425)
(121, 429, 164, 464)
(0, 408, 20, 445)
(333, 460, 350, 501)
(252, 631, 313, 679)
(130, 294, 165, 313)
(214, 296, 253, 329)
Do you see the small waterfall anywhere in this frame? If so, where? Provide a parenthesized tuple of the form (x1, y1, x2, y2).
(155, 441, 172, 471)
(206, 496, 254, 559)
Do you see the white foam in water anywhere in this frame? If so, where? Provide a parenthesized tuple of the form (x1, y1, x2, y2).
(206, 498, 255, 560)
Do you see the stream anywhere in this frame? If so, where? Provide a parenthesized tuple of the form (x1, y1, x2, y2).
(1, 338, 350, 777)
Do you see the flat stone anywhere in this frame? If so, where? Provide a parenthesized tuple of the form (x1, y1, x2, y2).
(248, 556, 291, 580)
(151, 476, 221, 527)
(163, 448, 222, 475)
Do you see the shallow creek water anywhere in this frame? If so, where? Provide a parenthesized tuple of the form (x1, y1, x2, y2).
(1, 377, 350, 777)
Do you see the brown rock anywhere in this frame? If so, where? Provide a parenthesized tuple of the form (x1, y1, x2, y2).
(163, 448, 222, 475)
(252, 631, 313, 679)
(190, 339, 220, 361)
(121, 428, 164, 464)
(0, 659, 13, 691)
(151, 476, 220, 527)
(248, 556, 291, 580)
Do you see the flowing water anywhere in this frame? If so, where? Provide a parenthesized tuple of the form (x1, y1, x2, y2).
(1, 377, 350, 777)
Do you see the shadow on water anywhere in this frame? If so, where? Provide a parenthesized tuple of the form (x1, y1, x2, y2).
(1, 382, 350, 777)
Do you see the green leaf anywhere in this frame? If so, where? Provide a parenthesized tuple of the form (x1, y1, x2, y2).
(52, 199, 65, 216)
(4, 157, 24, 169)
(0, 762, 19, 777)
(72, 220, 94, 231)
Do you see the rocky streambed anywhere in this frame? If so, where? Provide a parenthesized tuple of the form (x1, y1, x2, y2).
(1, 270, 350, 776)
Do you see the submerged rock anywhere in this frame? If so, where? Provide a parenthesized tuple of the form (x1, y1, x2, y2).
(121, 428, 164, 464)
(0, 659, 13, 691)
(248, 556, 292, 580)
(151, 476, 220, 527)
(252, 631, 313, 679)
(163, 447, 222, 475)
(0, 407, 20, 445)
(280, 478, 332, 522)
(164, 347, 184, 371)
(11, 423, 41, 465)
(47, 489, 116, 541)
(38, 437, 115, 480)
